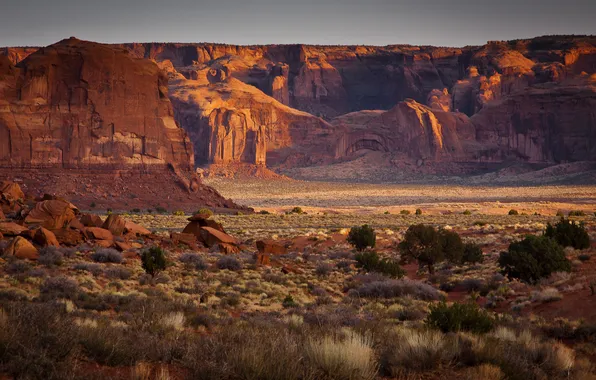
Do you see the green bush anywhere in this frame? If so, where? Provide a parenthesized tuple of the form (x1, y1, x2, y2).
(462, 210, 472, 215)
(399, 210, 411, 215)
(355, 251, 380, 271)
(415, 208, 422, 215)
(172, 210, 185, 216)
(399, 225, 463, 274)
(141, 246, 168, 277)
(545, 217, 590, 249)
(282, 295, 298, 308)
(289, 207, 304, 214)
(568, 210, 585, 217)
(508, 209, 519, 215)
(155, 207, 167, 214)
(426, 302, 494, 333)
(195, 207, 214, 218)
(462, 242, 484, 264)
(499, 235, 571, 283)
(355, 251, 404, 278)
(347, 224, 376, 251)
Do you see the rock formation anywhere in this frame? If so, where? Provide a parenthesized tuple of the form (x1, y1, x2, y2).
(0, 37, 193, 170)
(2, 35, 596, 180)
(0, 38, 246, 210)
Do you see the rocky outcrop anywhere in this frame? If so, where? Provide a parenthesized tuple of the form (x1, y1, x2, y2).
(472, 78, 596, 163)
(0, 37, 194, 171)
(3, 35, 595, 179)
(169, 67, 332, 168)
(332, 99, 477, 162)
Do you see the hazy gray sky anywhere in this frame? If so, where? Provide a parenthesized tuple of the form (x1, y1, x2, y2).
(1, 0, 595, 47)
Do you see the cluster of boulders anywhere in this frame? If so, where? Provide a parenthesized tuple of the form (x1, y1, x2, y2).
(0, 181, 153, 259)
(1, 179, 295, 268)
(175, 213, 240, 254)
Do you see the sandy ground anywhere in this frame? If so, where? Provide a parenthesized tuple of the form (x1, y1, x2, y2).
(204, 178, 596, 215)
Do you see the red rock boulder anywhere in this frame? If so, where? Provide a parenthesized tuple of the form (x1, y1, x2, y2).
(0, 222, 28, 236)
(24, 200, 77, 229)
(4, 236, 39, 260)
(33, 227, 60, 247)
(200, 227, 237, 247)
(0, 181, 24, 201)
(86, 227, 114, 241)
(79, 214, 104, 228)
(256, 240, 287, 255)
(124, 221, 151, 236)
(102, 214, 127, 236)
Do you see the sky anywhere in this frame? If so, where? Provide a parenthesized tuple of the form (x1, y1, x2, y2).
(1, 0, 595, 47)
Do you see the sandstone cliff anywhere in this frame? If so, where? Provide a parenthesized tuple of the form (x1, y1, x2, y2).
(0, 38, 243, 210)
(0, 38, 194, 170)
(2, 35, 595, 180)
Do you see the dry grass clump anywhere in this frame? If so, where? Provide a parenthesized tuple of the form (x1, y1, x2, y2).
(464, 364, 505, 380)
(381, 328, 452, 373)
(531, 287, 563, 303)
(305, 329, 377, 380)
(349, 279, 443, 300)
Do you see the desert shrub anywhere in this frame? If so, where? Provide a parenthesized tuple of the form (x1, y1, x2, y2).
(461, 278, 485, 293)
(355, 251, 404, 278)
(462, 242, 484, 264)
(508, 209, 519, 215)
(426, 302, 494, 333)
(289, 206, 304, 214)
(155, 206, 167, 214)
(568, 210, 585, 217)
(463, 210, 472, 215)
(531, 287, 562, 303)
(381, 328, 452, 373)
(216, 256, 242, 271)
(263, 272, 286, 284)
(375, 259, 406, 278)
(415, 208, 422, 215)
(399, 224, 463, 274)
(355, 250, 380, 271)
(282, 295, 298, 308)
(347, 225, 376, 251)
(399, 210, 411, 215)
(0, 288, 29, 301)
(141, 247, 168, 277)
(91, 248, 123, 263)
(195, 207, 213, 218)
(499, 235, 571, 283)
(305, 330, 377, 380)
(315, 262, 333, 276)
(172, 210, 185, 216)
(179, 252, 208, 270)
(73, 262, 103, 276)
(38, 246, 64, 267)
(105, 267, 133, 280)
(464, 364, 504, 380)
(350, 279, 442, 300)
(5, 260, 31, 274)
(0, 302, 80, 379)
(440, 229, 464, 263)
(39, 276, 80, 300)
(185, 324, 304, 380)
(545, 217, 590, 249)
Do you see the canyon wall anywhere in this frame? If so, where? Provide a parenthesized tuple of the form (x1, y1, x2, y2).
(2, 35, 596, 178)
(0, 38, 194, 170)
